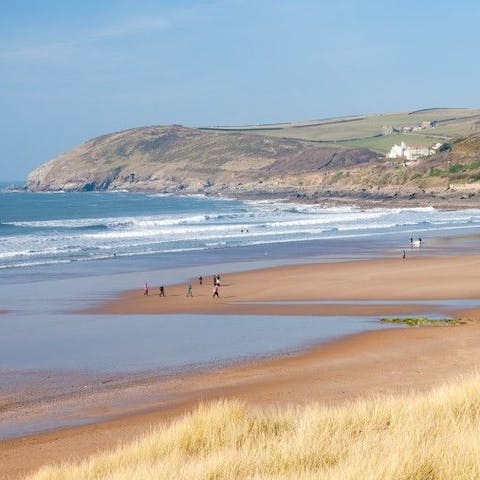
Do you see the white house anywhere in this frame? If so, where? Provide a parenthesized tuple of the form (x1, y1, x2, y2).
(386, 142, 441, 162)
(387, 142, 408, 159)
(404, 145, 431, 161)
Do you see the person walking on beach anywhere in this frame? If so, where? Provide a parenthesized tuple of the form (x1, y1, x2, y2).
(187, 283, 193, 297)
(144, 282, 149, 296)
(198, 275, 203, 285)
(159, 285, 165, 297)
(402, 249, 406, 259)
(213, 284, 219, 298)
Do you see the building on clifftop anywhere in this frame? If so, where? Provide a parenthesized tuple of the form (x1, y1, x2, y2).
(386, 141, 444, 163)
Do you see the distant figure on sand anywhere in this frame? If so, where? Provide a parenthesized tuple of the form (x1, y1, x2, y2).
(187, 283, 193, 297)
(402, 249, 406, 259)
(144, 282, 149, 296)
(213, 284, 219, 298)
(198, 275, 203, 285)
(159, 285, 165, 297)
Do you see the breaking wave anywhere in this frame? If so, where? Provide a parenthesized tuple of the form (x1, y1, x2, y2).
(2, 191, 480, 269)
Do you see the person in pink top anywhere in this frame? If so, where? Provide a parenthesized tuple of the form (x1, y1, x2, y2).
(144, 282, 149, 296)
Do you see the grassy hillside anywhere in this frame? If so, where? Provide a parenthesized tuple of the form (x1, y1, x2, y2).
(334, 133, 441, 152)
(26, 125, 379, 194)
(204, 108, 480, 153)
(28, 374, 480, 480)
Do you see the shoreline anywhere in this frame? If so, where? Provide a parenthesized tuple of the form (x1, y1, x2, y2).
(4, 253, 480, 478)
(233, 189, 480, 211)
(20, 186, 480, 211)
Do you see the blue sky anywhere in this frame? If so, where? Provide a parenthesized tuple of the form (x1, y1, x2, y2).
(1, 0, 479, 180)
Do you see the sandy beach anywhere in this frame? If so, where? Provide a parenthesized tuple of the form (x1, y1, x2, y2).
(87, 254, 480, 317)
(3, 253, 480, 479)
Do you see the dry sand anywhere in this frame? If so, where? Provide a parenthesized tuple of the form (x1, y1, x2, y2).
(3, 254, 480, 479)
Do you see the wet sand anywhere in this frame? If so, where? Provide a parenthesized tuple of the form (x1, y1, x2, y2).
(88, 254, 480, 317)
(4, 254, 480, 479)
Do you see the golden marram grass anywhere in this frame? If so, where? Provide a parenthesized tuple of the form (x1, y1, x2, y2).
(27, 373, 480, 480)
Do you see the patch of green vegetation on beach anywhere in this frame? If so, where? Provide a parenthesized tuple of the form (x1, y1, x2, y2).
(380, 317, 456, 327)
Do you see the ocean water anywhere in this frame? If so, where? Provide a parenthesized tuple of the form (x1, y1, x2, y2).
(3, 187, 480, 271)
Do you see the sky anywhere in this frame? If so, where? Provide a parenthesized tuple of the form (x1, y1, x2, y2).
(1, 0, 480, 181)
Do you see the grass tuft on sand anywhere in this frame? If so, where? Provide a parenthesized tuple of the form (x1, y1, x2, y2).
(380, 317, 457, 327)
(26, 374, 480, 480)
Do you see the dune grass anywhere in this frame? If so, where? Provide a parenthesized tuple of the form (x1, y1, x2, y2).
(26, 374, 480, 480)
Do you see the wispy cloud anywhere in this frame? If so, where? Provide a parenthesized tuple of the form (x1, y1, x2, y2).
(0, 15, 170, 61)
(88, 16, 170, 40)
(0, 42, 74, 61)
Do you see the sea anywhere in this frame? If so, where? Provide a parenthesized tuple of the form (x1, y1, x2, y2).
(3, 186, 480, 273)
(3, 184, 480, 437)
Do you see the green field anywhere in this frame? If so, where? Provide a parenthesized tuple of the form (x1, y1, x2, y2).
(204, 108, 480, 153)
(332, 134, 444, 154)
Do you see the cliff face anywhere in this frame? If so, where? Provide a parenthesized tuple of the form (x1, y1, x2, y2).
(26, 125, 380, 195)
(26, 125, 480, 206)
